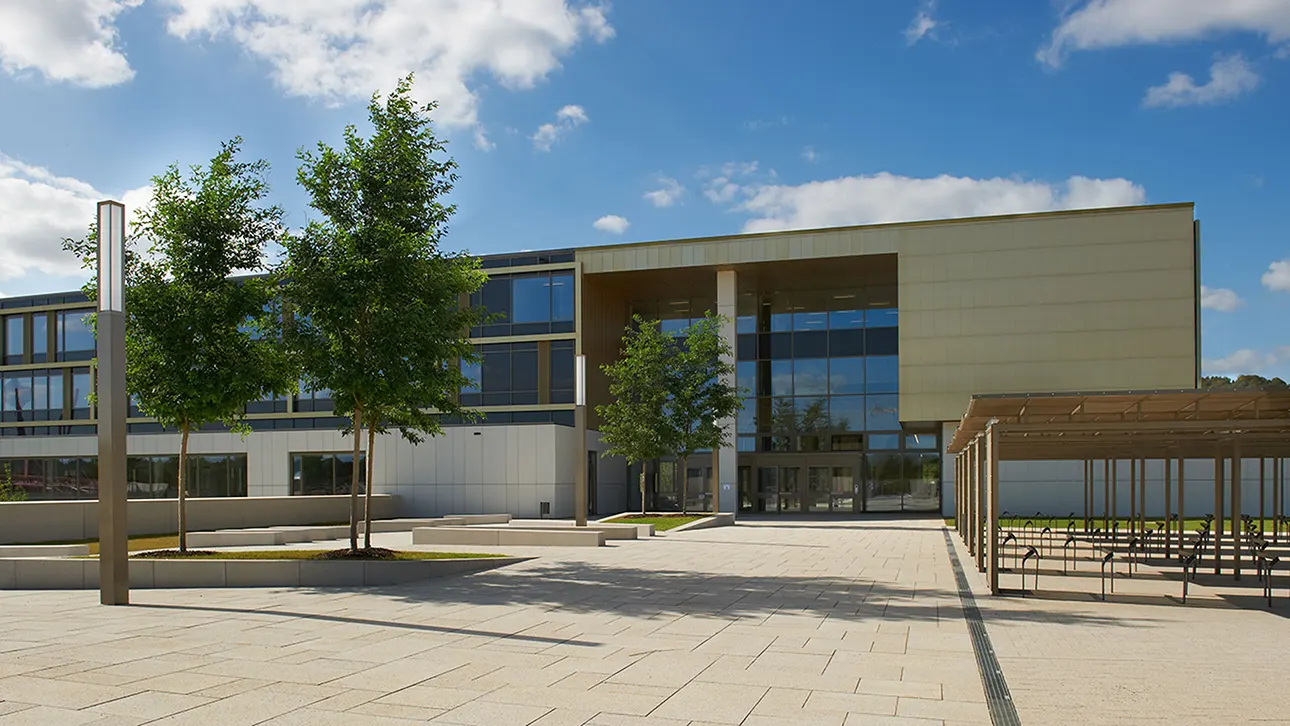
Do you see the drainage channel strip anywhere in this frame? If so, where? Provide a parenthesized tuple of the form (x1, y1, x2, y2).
(941, 529, 1022, 726)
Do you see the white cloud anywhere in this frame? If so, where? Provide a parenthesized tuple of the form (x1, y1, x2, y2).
(1040, 0, 1290, 66)
(0, 152, 149, 283)
(0, 0, 141, 87)
(643, 176, 684, 208)
(1143, 55, 1260, 108)
(802, 147, 818, 163)
(159, 0, 614, 138)
(532, 104, 588, 151)
(1264, 259, 1290, 292)
(700, 161, 765, 204)
(592, 214, 629, 234)
(1204, 347, 1290, 375)
(715, 172, 1146, 234)
(1200, 285, 1244, 312)
(905, 1, 940, 45)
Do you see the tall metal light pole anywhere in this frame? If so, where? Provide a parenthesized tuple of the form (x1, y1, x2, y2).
(574, 354, 587, 526)
(97, 200, 129, 605)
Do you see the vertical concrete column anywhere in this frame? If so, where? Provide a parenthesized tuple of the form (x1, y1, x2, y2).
(715, 269, 738, 516)
(1214, 447, 1224, 576)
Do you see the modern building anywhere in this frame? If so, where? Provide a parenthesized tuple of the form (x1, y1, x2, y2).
(0, 203, 1201, 518)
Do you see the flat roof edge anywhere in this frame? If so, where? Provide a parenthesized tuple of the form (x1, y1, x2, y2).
(578, 202, 1197, 255)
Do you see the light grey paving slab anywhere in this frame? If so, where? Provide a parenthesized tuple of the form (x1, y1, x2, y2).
(90, 691, 213, 720)
(649, 681, 767, 723)
(432, 699, 552, 725)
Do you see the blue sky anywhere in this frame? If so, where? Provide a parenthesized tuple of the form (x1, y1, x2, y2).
(0, 0, 1287, 378)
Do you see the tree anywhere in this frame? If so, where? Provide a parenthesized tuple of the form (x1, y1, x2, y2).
(1202, 374, 1289, 391)
(283, 75, 486, 552)
(62, 139, 294, 552)
(598, 315, 673, 515)
(665, 313, 743, 514)
(597, 313, 743, 515)
(0, 463, 27, 502)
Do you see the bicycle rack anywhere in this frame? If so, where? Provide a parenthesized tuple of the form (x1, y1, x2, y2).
(1063, 534, 1078, 574)
(1040, 526, 1053, 557)
(1002, 531, 1018, 570)
(1021, 546, 1040, 595)
(1127, 537, 1140, 577)
(1023, 520, 1035, 549)
(1259, 555, 1279, 608)
(1181, 551, 1199, 603)
(1101, 550, 1116, 601)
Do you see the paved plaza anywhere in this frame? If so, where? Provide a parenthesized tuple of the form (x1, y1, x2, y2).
(1, 518, 1287, 725)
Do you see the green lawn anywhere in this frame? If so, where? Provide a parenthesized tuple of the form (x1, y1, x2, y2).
(607, 514, 708, 531)
(128, 549, 503, 561)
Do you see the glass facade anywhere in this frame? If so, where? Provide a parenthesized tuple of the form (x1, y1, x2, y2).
(470, 271, 575, 338)
(291, 453, 366, 495)
(0, 454, 247, 500)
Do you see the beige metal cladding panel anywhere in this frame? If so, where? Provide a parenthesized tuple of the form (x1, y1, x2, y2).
(901, 298, 1195, 339)
(576, 227, 899, 273)
(904, 237, 1193, 286)
(900, 327, 1195, 367)
(898, 206, 1194, 257)
(901, 268, 1193, 312)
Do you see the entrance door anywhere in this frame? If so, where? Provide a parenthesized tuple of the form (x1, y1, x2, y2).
(778, 466, 801, 512)
(807, 466, 832, 512)
(757, 466, 778, 512)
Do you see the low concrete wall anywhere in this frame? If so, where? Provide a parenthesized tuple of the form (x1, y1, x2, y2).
(671, 513, 735, 533)
(0, 555, 526, 590)
(0, 545, 90, 558)
(412, 526, 605, 547)
(510, 520, 647, 539)
(0, 495, 399, 545)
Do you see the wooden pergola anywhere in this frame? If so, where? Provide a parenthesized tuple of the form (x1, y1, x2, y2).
(948, 389, 1290, 595)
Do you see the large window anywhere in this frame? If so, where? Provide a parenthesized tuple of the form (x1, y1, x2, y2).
(56, 310, 95, 361)
(291, 453, 365, 495)
(1, 454, 246, 500)
(31, 313, 48, 363)
(733, 288, 900, 454)
(1, 369, 66, 421)
(460, 342, 540, 406)
(470, 272, 575, 337)
(3, 315, 23, 364)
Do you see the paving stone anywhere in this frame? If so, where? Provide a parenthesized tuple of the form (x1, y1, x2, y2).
(649, 681, 767, 723)
(91, 691, 212, 720)
(432, 699, 551, 725)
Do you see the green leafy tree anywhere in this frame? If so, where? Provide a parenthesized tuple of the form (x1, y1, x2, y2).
(62, 140, 294, 552)
(1202, 374, 1289, 391)
(598, 315, 673, 515)
(665, 312, 743, 514)
(284, 75, 486, 551)
(0, 463, 27, 502)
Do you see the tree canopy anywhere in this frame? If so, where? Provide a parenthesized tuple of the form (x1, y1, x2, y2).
(283, 74, 487, 550)
(1201, 374, 1289, 391)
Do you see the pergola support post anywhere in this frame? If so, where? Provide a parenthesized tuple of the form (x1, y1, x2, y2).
(987, 424, 1000, 595)
(1232, 438, 1242, 581)
(1164, 455, 1172, 557)
(1111, 460, 1119, 546)
(977, 438, 987, 574)
(1258, 457, 1265, 538)
(1138, 458, 1147, 538)
(1103, 459, 1110, 536)
(1178, 456, 1186, 558)
(1214, 447, 1224, 576)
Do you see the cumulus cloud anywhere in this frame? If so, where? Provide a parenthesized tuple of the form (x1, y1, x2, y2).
(158, 0, 614, 138)
(1200, 285, 1244, 312)
(1039, 0, 1290, 66)
(643, 176, 684, 208)
(709, 171, 1146, 234)
(1204, 347, 1290, 375)
(0, 0, 140, 87)
(532, 104, 588, 151)
(1264, 259, 1290, 292)
(592, 214, 629, 234)
(905, 1, 940, 45)
(0, 152, 150, 283)
(1143, 55, 1260, 108)
(802, 147, 818, 163)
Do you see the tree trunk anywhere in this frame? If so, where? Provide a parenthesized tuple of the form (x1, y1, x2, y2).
(639, 467, 647, 515)
(349, 401, 362, 552)
(178, 422, 190, 553)
(363, 419, 376, 550)
(680, 456, 688, 516)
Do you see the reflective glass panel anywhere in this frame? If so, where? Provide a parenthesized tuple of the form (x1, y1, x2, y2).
(866, 395, 900, 431)
(828, 395, 865, 431)
(865, 355, 898, 393)
(793, 358, 828, 397)
(4, 316, 21, 357)
(511, 276, 551, 323)
(31, 314, 47, 357)
(550, 274, 574, 321)
(770, 360, 793, 396)
(828, 357, 865, 395)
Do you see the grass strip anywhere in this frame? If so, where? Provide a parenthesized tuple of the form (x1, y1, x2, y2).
(606, 515, 708, 531)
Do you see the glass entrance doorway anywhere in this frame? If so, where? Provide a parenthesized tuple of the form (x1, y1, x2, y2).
(744, 456, 859, 513)
(738, 449, 940, 514)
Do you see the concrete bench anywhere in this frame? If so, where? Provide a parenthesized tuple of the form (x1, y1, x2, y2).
(359, 517, 468, 533)
(187, 529, 288, 547)
(510, 520, 649, 539)
(411, 526, 605, 547)
(0, 544, 90, 558)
